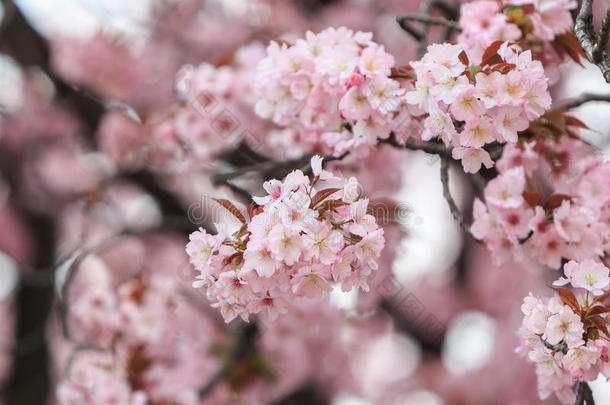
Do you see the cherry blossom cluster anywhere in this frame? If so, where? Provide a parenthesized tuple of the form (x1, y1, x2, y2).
(186, 156, 385, 322)
(166, 43, 274, 164)
(254, 27, 410, 157)
(471, 137, 610, 268)
(406, 41, 551, 173)
(518, 260, 610, 404)
(458, 0, 577, 70)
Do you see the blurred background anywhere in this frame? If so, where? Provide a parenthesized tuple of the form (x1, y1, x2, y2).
(1, 0, 610, 404)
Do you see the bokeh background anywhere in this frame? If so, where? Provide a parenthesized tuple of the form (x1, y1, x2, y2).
(1, 0, 610, 404)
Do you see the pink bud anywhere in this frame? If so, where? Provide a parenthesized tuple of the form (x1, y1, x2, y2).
(345, 72, 364, 90)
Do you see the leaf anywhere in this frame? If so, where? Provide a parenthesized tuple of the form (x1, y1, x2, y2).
(552, 32, 588, 65)
(544, 109, 567, 132)
(310, 188, 342, 208)
(214, 198, 246, 224)
(222, 252, 243, 267)
(318, 199, 349, 212)
(564, 115, 589, 130)
(458, 51, 469, 67)
(544, 194, 572, 210)
(551, 286, 582, 315)
(491, 62, 516, 73)
(389, 65, 415, 80)
(590, 315, 609, 337)
(522, 191, 542, 208)
(247, 202, 256, 221)
(481, 40, 504, 66)
(588, 305, 610, 316)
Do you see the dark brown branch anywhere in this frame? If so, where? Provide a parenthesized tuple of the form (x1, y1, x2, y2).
(396, 14, 461, 33)
(439, 156, 479, 241)
(212, 151, 350, 197)
(574, 381, 595, 405)
(396, 0, 460, 58)
(594, 9, 610, 62)
(575, 0, 610, 84)
(56, 235, 126, 341)
(555, 92, 610, 110)
(381, 135, 453, 157)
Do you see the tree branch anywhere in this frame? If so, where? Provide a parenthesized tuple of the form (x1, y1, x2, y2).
(439, 156, 479, 240)
(381, 134, 453, 157)
(396, 0, 461, 58)
(575, 0, 610, 84)
(396, 14, 461, 34)
(555, 92, 610, 110)
(574, 381, 595, 405)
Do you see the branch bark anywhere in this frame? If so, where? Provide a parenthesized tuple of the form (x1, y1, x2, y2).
(439, 156, 479, 241)
(396, 14, 461, 34)
(555, 92, 610, 110)
(575, 0, 610, 84)
(574, 381, 595, 405)
(397, 0, 461, 58)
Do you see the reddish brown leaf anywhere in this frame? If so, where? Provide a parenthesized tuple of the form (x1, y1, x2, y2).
(318, 199, 349, 212)
(389, 65, 415, 80)
(247, 202, 255, 221)
(214, 198, 246, 223)
(565, 115, 589, 130)
(310, 188, 342, 208)
(458, 50, 469, 67)
(491, 62, 516, 73)
(553, 32, 588, 65)
(481, 40, 504, 66)
(551, 287, 582, 315)
(588, 305, 610, 316)
(590, 315, 609, 337)
(522, 191, 542, 208)
(545, 194, 572, 210)
(222, 252, 243, 267)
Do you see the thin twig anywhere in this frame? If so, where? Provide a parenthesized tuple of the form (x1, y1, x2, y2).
(555, 92, 610, 110)
(212, 151, 350, 195)
(381, 134, 453, 157)
(439, 156, 479, 241)
(575, 0, 610, 84)
(56, 233, 134, 341)
(396, 14, 462, 34)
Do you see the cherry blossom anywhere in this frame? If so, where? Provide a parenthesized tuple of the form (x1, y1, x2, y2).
(519, 261, 610, 403)
(405, 41, 551, 173)
(186, 156, 385, 322)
